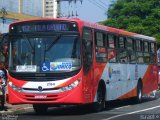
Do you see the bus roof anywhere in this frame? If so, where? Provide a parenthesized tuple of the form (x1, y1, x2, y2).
(82, 21, 156, 41)
(10, 18, 156, 41)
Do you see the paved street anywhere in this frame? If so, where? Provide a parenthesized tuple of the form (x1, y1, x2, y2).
(1, 91, 160, 120)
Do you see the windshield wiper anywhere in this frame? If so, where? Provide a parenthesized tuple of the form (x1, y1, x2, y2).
(21, 35, 36, 65)
(45, 35, 61, 51)
(70, 37, 79, 59)
(43, 35, 61, 62)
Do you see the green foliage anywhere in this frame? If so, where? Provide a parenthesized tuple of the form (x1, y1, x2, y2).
(102, 0, 160, 44)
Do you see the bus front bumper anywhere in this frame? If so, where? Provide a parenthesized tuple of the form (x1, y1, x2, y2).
(8, 83, 85, 105)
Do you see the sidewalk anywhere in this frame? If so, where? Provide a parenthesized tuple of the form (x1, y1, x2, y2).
(0, 103, 32, 115)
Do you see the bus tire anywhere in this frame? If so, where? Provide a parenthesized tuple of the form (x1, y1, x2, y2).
(135, 81, 143, 103)
(92, 82, 106, 112)
(33, 104, 48, 114)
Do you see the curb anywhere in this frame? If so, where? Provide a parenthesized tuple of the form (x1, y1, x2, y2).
(0, 105, 32, 116)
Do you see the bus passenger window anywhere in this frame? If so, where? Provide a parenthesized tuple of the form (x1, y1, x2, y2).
(108, 35, 115, 48)
(118, 50, 128, 63)
(95, 32, 107, 62)
(151, 43, 156, 53)
(108, 49, 117, 62)
(95, 32, 104, 47)
(128, 51, 136, 63)
(144, 53, 150, 63)
(137, 52, 144, 63)
(150, 53, 156, 63)
(150, 42, 156, 64)
(126, 38, 136, 63)
(118, 37, 125, 48)
(136, 40, 143, 52)
(144, 41, 149, 52)
(127, 38, 134, 50)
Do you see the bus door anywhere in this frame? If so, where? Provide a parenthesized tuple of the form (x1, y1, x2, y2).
(107, 48, 121, 100)
(82, 28, 94, 102)
(106, 34, 121, 100)
(117, 49, 129, 99)
(107, 63, 121, 100)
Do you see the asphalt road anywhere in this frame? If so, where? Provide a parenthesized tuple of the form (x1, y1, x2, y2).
(1, 92, 160, 120)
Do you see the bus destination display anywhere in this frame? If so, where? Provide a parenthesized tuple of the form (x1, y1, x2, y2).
(10, 21, 78, 33)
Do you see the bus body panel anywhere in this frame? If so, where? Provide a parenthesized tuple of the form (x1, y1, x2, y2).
(95, 63, 158, 101)
(8, 70, 88, 104)
(8, 83, 84, 104)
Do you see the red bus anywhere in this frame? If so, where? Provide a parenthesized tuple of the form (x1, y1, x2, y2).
(7, 18, 158, 114)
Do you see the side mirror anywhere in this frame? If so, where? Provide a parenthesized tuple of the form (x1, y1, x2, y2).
(0, 54, 5, 69)
(0, 34, 8, 57)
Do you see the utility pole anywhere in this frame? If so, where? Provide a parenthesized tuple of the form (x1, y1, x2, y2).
(57, 0, 61, 18)
(0, 8, 7, 24)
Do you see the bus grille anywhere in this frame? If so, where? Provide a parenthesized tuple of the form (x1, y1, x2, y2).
(24, 94, 64, 101)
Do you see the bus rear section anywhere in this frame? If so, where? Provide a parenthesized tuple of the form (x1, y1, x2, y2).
(93, 30, 158, 102)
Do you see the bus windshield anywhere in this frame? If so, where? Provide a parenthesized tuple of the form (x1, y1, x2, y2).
(9, 34, 81, 73)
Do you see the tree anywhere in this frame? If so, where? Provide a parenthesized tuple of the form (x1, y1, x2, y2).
(101, 0, 160, 44)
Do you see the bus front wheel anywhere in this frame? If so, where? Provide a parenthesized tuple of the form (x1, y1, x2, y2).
(92, 83, 105, 112)
(33, 104, 48, 114)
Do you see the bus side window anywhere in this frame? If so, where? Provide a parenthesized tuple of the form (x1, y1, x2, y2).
(82, 28, 93, 73)
(126, 38, 134, 51)
(107, 34, 117, 63)
(95, 32, 104, 47)
(118, 49, 128, 63)
(150, 42, 156, 64)
(151, 42, 156, 53)
(127, 38, 136, 63)
(117, 36, 128, 63)
(108, 34, 116, 48)
(95, 31, 107, 63)
(143, 41, 150, 64)
(136, 40, 144, 64)
(144, 41, 149, 52)
(118, 36, 125, 49)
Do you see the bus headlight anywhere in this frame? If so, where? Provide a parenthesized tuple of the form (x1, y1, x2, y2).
(61, 78, 81, 92)
(8, 82, 23, 92)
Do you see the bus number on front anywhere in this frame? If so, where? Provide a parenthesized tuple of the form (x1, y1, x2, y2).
(47, 83, 55, 86)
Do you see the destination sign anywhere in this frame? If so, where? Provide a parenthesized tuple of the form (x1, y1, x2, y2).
(10, 21, 78, 33)
(20, 24, 69, 32)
